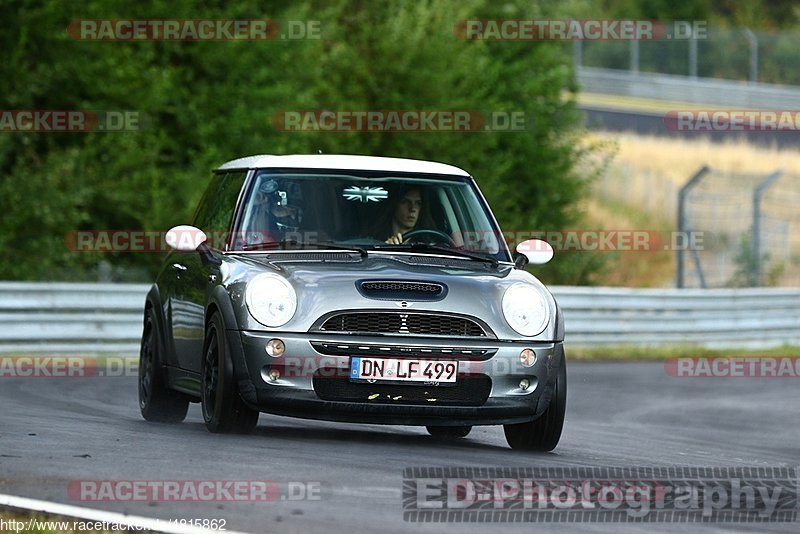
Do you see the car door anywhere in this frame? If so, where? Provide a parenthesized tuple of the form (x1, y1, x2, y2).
(169, 170, 248, 372)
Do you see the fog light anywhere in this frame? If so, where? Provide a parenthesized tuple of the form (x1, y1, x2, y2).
(267, 369, 281, 382)
(519, 348, 536, 367)
(266, 338, 285, 358)
(519, 378, 531, 391)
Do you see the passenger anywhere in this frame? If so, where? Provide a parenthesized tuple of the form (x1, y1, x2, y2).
(250, 178, 302, 243)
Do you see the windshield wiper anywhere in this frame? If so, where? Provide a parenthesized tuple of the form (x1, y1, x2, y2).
(373, 243, 498, 267)
(241, 239, 367, 258)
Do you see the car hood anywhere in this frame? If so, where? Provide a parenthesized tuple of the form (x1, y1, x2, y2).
(221, 252, 559, 342)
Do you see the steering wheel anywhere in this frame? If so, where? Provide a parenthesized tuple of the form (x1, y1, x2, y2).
(402, 228, 457, 247)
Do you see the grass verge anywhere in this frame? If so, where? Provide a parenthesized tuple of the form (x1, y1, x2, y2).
(569, 344, 800, 361)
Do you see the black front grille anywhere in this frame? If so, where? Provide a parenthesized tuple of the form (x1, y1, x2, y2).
(318, 312, 487, 337)
(313, 373, 492, 406)
(310, 341, 497, 358)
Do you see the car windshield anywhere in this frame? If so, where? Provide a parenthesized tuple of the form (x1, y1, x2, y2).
(233, 169, 511, 262)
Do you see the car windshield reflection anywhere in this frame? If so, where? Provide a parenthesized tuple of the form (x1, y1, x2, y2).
(234, 170, 510, 262)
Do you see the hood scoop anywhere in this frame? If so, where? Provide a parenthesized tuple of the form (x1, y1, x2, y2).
(357, 280, 447, 301)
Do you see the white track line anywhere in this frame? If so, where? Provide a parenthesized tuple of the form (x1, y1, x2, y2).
(0, 493, 249, 534)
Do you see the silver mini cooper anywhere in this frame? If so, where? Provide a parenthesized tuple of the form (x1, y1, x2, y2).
(139, 155, 566, 451)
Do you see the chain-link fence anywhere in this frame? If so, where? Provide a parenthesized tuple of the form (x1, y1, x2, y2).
(596, 163, 678, 223)
(595, 164, 800, 288)
(576, 29, 800, 85)
(753, 172, 800, 285)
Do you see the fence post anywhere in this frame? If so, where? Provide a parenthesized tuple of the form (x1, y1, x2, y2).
(752, 170, 782, 286)
(688, 27, 698, 78)
(743, 28, 758, 82)
(630, 38, 639, 73)
(677, 166, 710, 288)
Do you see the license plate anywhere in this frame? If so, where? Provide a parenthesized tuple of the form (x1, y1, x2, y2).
(349, 357, 458, 385)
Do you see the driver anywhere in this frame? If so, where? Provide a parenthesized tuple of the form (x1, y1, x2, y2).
(384, 187, 422, 244)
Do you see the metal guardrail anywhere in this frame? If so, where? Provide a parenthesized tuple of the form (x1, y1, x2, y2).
(0, 282, 148, 354)
(0, 282, 798, 353)
(577, 67, 800, 109)
(554, 286, 800, 347)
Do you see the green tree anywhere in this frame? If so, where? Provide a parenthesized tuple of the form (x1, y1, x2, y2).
(1, 0, 598, 284)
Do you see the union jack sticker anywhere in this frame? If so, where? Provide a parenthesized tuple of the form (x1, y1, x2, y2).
(342, 186, 388, 203)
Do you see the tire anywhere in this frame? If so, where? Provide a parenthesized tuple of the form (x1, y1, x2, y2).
(139, 307, 189, 423)
(201, 311, 259, 434)
(504, 350, 567, 452)
(426, 426, 472, 439)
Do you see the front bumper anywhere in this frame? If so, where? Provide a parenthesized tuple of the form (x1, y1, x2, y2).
(234, 331, 563, 426)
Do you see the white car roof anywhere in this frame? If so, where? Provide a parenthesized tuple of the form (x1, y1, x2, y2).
(216, 154, 470, 176)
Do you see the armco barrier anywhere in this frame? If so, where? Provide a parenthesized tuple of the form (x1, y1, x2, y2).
(577, 66, 800, 109)
(0, 282, 798, 354)
(0, 282, 148, 354)
(554, 286, 800, 348)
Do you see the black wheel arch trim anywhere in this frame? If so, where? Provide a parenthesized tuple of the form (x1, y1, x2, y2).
(554, 300, 565, 342)
(535, 342, 564, 417)
(144, 284, 176, 367)
(207, 285, 258, 404)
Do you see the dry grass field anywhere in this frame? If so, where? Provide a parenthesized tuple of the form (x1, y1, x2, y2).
(600, 132, 800, 184)
(578, 132, 800, 287)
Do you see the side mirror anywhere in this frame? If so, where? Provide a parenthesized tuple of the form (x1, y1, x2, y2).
(515, 239, 553, 266)
(165, 225, 208, 252)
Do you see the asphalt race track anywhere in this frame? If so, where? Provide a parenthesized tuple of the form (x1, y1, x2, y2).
(1, 361, 798, 533)
(580, 107, 800, 148)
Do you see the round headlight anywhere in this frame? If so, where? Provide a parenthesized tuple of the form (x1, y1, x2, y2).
(502, 284, 550, 337)
(245, 274, 297, 328)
